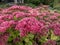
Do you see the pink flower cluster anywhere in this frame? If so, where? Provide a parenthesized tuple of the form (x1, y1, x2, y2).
(35, 6, 60, 36)
(49, 22, 60, 36)
(0, 5, 60, 45)
(0, 20, 16, 33)
(0, 5, 43, 45)
(15, 17, 48, 37)
(0, 33, 9, 45)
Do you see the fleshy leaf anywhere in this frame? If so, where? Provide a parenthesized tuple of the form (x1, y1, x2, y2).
(51, 30, 58, 40)
(27, 34, 34, 39)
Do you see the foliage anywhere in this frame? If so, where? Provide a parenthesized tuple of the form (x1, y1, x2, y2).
(25, 0, 54, 7)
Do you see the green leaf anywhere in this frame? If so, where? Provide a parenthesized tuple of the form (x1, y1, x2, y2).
(16, 42, 23, 45)
(51, 30, 58, 40)
(8, 36, 13, 42)
(14, 16, 17, 20)
(24, 38, 29, 43)
(8, 28, 20, 42)
(25, 41, 32, 45)
(27, 34, 34, 40)
(39, 36, 47, 43)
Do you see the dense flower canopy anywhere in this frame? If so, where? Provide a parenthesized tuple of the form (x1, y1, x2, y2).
(0, 5, 60, 45)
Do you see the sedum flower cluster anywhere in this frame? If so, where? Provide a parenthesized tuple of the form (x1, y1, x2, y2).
(0, 5, 60, 45)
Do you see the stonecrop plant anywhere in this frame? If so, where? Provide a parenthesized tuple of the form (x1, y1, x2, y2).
(0, 5, 60, 45)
